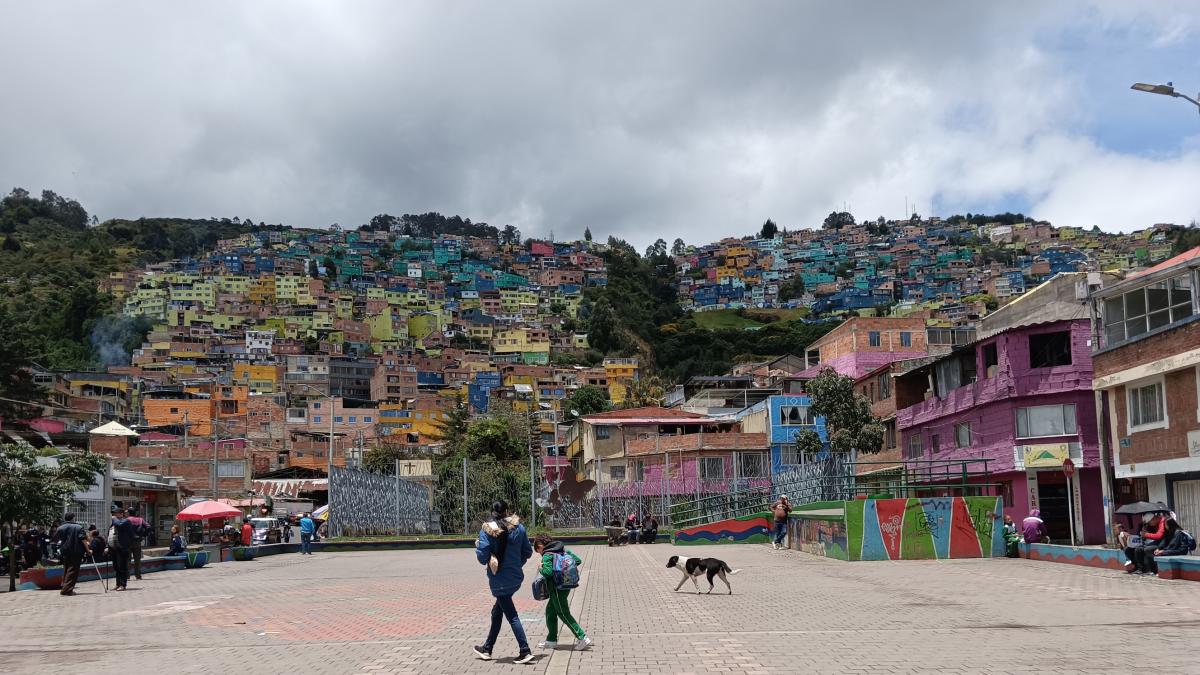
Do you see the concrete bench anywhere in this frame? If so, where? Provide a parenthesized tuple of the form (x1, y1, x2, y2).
(1154, 554, 1200, 581)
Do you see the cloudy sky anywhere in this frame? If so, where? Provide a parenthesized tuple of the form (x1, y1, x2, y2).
(2, 2, 1199, 248)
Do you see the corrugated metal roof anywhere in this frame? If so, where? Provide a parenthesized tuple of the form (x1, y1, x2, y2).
(251, 479, 328, 497)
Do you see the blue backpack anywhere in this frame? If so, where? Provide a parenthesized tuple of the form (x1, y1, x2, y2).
(552, 552, 580, 590)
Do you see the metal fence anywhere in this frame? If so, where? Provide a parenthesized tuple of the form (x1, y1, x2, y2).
(434, 457, 542, 536)
(329, 464, 436, 537)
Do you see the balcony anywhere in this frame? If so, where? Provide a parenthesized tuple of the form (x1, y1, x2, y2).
(625, 432, 767, 457)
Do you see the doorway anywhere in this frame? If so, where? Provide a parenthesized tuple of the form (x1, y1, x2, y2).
(1036, 474, 1070, 542)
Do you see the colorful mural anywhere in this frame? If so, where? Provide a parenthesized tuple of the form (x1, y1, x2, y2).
(673, 512, 771, 545)
(789, 516, 848, 560)
(1021, 542, 1200, 581)
(844, 497, 1004, 561)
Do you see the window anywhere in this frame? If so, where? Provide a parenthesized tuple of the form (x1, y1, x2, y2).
(869, 331, 881, 347)
(348, 416, 357, 423)
(806, 350, 820, 367)
(738, 452, 769, 478)
(900, 331, 912, 348)
(780, 446, 802, 466)
(981, 343, 998, 375)
(634, 460, 645, 482)
(877, 373, 891, 401)
(595, 426, 611, 440)
(608, 465, 625, 481)
(363, 416, 372, 423)
(1016, 404, 1077, 438)
(313, 402, 321, 409)
(1029, 331, 1072, 368)
(955, 422, 972, 448)
(699, 457, 724, 481)
(1128, 379, 1167, 431)
(335, 416, 344, 424)
(170, 407, 179, 414)
(930, 434, 941, 454)
(313, 415, 322, 423)
(216, 461, 245, 478)
(885, 420, 896, 449)
(780, 405, 814, 425)
(905, 434, 923, 459)
(1104, 274, 1194, 346)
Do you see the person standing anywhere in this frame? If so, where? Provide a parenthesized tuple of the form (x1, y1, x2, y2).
(770, 495, 792, 550)
(108, 508, 137, 591)
(532, 535, 591, 652)
(87, 525, 107, 562)
(472, 500, 534, 664)
(299, 513, 315, 555)
(53, 513, 87, 596)
(127, 507, 149, 581)
(241, 519, 253, 546)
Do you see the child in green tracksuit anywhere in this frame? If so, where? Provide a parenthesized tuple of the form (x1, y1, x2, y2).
(532, 535, 592, 651)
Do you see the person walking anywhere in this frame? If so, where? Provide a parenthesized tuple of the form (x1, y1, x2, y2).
(108, 508, 137, 591)
(127, 507, 149, 581)
(299, 513, 315, 555)
(53, 513, 87, 596)
(770, 495, 792, 550)
(473, 500, 534, 665)
(532, 534, 591, 652)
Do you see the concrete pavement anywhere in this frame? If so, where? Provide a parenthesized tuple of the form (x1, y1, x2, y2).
(3, 542, 1200, 674)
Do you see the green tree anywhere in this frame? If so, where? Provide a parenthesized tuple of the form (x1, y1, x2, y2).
(464, 415, 527, 461)
(760, 219, 778, 239)
(822, 211, 855, 230)
(671, 238, 686, 256)
(620, 374, 666, 409)
(1, 446, 106, 591)
(564, 385, 610, 421)
(793, 368, 884, 458)
(432, 395, 471, 455)
(586, 297, 621, 354)
(362, 445, 413, 475)
(0, 305, 45, 420)
(584, 227, 592, 242)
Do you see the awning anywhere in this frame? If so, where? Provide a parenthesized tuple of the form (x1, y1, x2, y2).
(90, 421, 138, 436)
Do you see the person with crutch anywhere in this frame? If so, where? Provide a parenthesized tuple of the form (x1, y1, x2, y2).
(52, 513, 87, 596)
(108, 507, 137, 591)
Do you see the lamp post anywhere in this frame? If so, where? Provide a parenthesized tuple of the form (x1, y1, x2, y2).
(1131, 82, 1200, 115)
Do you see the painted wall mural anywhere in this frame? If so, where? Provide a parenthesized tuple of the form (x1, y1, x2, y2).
(673, 512, 771, 545)
(789, 516, 848, 560)
(843, 497, 1004, 561)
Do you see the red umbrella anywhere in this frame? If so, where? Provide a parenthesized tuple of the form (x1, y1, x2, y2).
(177, 500, 242, 521)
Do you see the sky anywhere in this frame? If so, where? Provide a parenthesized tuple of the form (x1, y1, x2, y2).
(2, 2, 1199, 250)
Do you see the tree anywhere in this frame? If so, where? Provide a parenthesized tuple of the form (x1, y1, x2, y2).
(584, 227, 593, 242)
(362, 445, 412, 475)
(792, 368, 884, 459)
(644, 238, 667, 258)
(501, 225, 520, 246)
(671, 238, 686, 256)
(368, 214, 399, 232)
(586, 297, 621, 354)
(0, 305, 45, 421)
(1, 445, 106, 591)
(307, 259, 319, 278)
(620, 374, 666, 409)
(760, 219, 778, 239)
(564, 385, 610, 421)
(464, 415, 527, 461)
(432, 395, 471, 455)
(822, 211, 855, 230)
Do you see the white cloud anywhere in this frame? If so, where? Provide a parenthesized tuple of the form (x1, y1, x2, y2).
(0, 1, 1197, 248)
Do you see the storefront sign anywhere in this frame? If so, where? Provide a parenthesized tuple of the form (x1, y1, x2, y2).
(1023, 443, 1069, 468)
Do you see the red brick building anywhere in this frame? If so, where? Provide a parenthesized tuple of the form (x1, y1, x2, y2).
(1091, 247, 1200, 530)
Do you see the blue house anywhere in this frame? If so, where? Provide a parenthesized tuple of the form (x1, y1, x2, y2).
(767, 394, 828, 474)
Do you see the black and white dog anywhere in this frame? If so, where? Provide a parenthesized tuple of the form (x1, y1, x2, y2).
(666, 555, 742, 594)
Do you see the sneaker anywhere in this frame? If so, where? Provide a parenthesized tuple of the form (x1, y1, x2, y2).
(537, 641, 557, 650)
(573, 636, 593, 651)
(472, 645, 492, 661)
(514, 650, 535, 664)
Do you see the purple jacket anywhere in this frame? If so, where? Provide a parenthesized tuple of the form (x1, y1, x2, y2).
(1022, 516, 1047, 543)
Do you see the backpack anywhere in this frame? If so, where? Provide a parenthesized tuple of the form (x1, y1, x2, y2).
(1184, 530, 1197, 553)
(136, 521, 152, 539)
(552, 552, 579, 590)
(531, 575, 549, 601)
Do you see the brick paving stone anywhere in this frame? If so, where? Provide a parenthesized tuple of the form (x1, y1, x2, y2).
(4, 543, 1200, 673)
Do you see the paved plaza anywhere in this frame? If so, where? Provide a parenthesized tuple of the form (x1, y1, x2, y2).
(4, 543, 1200, 674)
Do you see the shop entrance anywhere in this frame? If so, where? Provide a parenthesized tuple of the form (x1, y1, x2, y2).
(1036, 472, 1071, 542)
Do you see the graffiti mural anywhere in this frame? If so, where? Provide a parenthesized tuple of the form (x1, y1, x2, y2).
(673, 513, 771, 545)
(845, 497, 1003, 561)
(330, 466, 434, 536)
(789, 516, 848, 560)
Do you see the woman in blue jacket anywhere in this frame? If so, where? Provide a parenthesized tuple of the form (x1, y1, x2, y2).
(473, 500, 535, 664)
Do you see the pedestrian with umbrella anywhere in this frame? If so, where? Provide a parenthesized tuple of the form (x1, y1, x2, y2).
(1116, 502, 1169, 575)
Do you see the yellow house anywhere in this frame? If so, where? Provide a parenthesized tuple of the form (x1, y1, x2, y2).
(216, 275, 251, 294)
(367, 287, 386, 300)
(274, 275, 305, 301)
(248, 277, 276, 304)
(407, 312, 440, 342)
(209, 314, 245, 331)
(603, 357, 639, 406)
(232, 364, 280, 393)
(335, 296, 354, 319)
(312, 311, 334, 331)
(493, 328, 551, 355)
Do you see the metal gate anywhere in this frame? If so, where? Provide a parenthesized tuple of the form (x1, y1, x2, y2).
(1173, 479, 1200, 534)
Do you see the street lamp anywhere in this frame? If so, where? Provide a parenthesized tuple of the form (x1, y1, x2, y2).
(1131, 81, 1200, 115)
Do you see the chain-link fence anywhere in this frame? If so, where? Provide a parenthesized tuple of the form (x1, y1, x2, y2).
(434, 457, 542, 535)
(329, 465, 436, 537)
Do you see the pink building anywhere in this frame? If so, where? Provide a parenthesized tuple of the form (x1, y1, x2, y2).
(895, 273, 1116, 544)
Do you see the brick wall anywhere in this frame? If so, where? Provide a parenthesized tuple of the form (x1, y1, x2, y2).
(1094, 319, 1200, 379)
(813, 318, 928, 361)
(1111, 368, 1200, 465)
